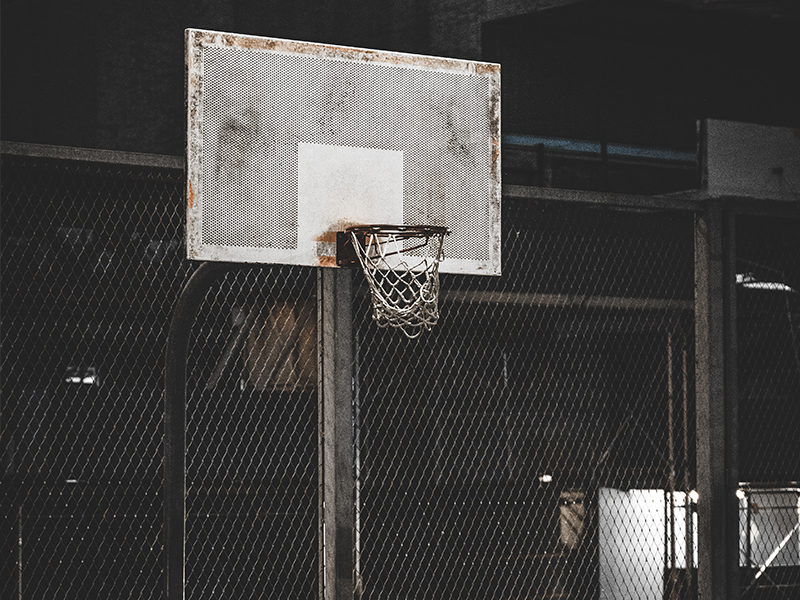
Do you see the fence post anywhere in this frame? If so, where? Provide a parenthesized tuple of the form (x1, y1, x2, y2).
(164, 261, 240, 600)
(694, 201, 739, 600)
(319, 268, 356, 600)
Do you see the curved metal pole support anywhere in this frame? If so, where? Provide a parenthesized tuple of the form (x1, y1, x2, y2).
(164, 261, 240, 600)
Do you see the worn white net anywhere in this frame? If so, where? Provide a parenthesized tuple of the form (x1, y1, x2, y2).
(349, 225, 449, 338)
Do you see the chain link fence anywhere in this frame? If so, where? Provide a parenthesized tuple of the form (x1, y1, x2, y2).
(1, 151, 186, 599)
(1, 145, 798, 599)
(0, 148, 319, 599)
(736, 216, 800, 600)
(355, 199, 697, 599)
(184, 267, 319, 600)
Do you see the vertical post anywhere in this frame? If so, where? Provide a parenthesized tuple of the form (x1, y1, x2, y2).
(681, 346, 694, 595)
(18, 506, 22, 600)
(745, 493, 752, 569)
(165, 262, 237, 600)
(722, 209, 740, 599)
(666, 332, 678, 599)
(694, 202, 739, 600)
(319, 268, 356, 600)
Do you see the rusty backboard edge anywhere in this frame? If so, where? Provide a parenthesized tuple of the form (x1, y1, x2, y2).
(188, 242, 497, 275)
(490, 68, 502, 276)
(186, 29, 204, 261)
(185, 28, 501, 77)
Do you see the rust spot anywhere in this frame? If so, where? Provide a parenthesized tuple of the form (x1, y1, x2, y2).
(475, 62, 500, 76)
(316, 231, 337, 243)
(317, 255, 338, 268)
(199, 29, 489, 77)
(491, 138, 500, 171)
(315, 220, 361, 243)
(232, 35, 279, 52)
(188, 182, 194, 209)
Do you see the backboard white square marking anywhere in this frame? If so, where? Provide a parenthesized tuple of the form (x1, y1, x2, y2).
(297, 143, 404, 256)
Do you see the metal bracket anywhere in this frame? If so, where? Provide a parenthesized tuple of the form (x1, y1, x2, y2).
(335, 230, 362, 267)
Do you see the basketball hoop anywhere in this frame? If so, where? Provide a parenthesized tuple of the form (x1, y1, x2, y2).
(345, 225, 449, 338)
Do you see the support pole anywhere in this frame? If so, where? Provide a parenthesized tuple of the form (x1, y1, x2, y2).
(723, 209, 740, 598)
(694, 202, 739, 600)
(319, 269, 356, 600)
(681, 346, 694, 596)
(165, 261, 239, 600)
(667, 332, 677, 598)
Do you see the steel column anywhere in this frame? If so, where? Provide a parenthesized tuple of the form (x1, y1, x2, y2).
(319, 268, 356, 600)
(722, 209, 740, 599)
(694, 201, 739, 600)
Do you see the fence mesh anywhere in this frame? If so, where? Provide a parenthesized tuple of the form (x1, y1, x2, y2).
(736, 215, 800, 599)
(1, 153, 186, 599)
(1, 147, 799, 600)
(184, 267, 319, 600)
(355, 200, 697, 599)
(0, 151, 319, 599)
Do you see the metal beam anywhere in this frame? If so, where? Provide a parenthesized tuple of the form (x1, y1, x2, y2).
(319, 269, 356, 600)
(443, 289, 693, 311)
(503, 184, 800, 218)
(503, 184, 700, 211)
(0, 140, 183, 169)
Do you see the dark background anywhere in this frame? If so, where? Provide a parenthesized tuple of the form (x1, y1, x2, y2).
(3, 0, 799, 155)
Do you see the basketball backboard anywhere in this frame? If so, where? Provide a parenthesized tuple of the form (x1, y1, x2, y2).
(186, 29, 501, 275)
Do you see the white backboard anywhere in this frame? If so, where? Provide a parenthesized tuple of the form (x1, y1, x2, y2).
(186, 29, 501, 274)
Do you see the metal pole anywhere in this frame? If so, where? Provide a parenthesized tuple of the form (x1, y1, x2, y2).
(667, 332, 677, 598)
(694, 201, 737, 600)
(681, 346, 694, 596)
(165, 261, 239, 600)
(723, 209, 740, 600)
(319, 268, 356, 600)
(745, 492, 751, 569)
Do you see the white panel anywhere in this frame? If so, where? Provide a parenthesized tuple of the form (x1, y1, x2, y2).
(705, 119, 800, 201)
(297, 143, 404, 258)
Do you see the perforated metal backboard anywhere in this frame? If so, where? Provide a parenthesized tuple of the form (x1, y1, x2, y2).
(186, 29, 501, 274)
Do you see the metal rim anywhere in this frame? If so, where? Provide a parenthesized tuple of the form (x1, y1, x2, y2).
(346, 224, 450, 237)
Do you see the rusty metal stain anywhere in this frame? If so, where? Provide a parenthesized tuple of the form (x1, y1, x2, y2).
(317, 255, 338, 268)
(187, 182, 194, 209)
(315, 219, 362, 244)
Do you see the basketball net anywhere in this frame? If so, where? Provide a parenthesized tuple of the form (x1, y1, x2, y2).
(348, 225, 449, 339)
